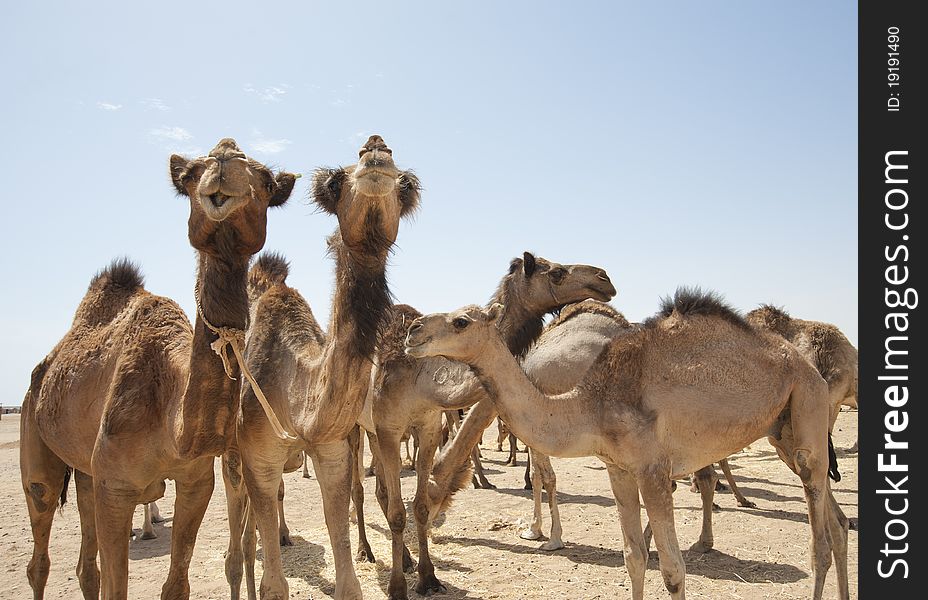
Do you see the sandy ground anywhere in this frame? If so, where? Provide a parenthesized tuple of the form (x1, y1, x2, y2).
(0, 411, 857, 599)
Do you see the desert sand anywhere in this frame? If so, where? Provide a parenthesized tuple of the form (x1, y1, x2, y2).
(0, 410, 857, 599)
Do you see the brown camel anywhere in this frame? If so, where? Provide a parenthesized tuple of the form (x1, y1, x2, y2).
(19, 138, 295, 599)
(221, 135, 419, 600)
(405, 290, 849, 600)
(358, 253, 615, 599)
(747, 305, 859, 451)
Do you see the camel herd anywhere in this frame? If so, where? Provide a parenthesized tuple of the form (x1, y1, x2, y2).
(18, 136, 857, 600)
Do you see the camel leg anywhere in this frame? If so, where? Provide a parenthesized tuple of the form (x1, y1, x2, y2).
(349, 426, 375, 563)
(94, 481, 137, 600)
(302, 451, 312, 478)
(222, 451, 248, 600)
(277, 480, 292, 547)
(520, 449, 544, 542)
(638, 469, 686, 600)
(827, 487, 850, 600)
(689, 466, 717, 553)
(471, 445, 495, 489)
(523, 451, 533, 490)
(311, 441, 363, 600)
(20, 405, 72, 600)
(74, 471, 100, 599)
(606, 465, 647, 600)
(242, 502, 258, 600)
(375, 426, 414, 600)
(718, 459, 755, 508)
(412, 423, 446, 595)
(496, 419, 506, 451)
(160, 461, 214, 600)
(243, 458, 288, 600)
(506, 432, 518, 466)
(141, 503, 158, 540)
(537, 453, 563, 551)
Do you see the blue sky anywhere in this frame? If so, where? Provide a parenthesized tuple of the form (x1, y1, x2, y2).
(0, 2, 857, 405)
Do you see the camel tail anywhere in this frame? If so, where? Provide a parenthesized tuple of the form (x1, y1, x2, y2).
(427, 447, 475, 517)
(89, 257, 144, 292)
(828, 433, 841, 482)
(59, 467, 73, 511)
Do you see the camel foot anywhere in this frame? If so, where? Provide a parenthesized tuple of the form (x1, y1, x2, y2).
(481, 481, 497, 490)
(356, 546, 375, 563)
(506, 460, 518, 467)
(540, 539, 564, 551)
(523, 480, 533, 491)
(471, 476, 480, 489)
(402, 547, 416, 573)
(847, 442, 859, 454)
(279, 534, 293, 547)
(365, 467, 375, 477)
(689, 540, 713, 553)
(519, 528, 542, 541)
(712, 502, 721, 512)
(849, 518, 858, 531)
(302, 472, 311, 479)
(415, 573, 446, 596)
(140, 531, 157, 540)
(387, 586, 409, 600)
(715, 480, 728, 492)
(689, 483, 699, 494)
(737, 499, 757, 509)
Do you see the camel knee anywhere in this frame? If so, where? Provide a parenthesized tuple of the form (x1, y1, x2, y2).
(28, 481, 55, 514)
(794, 448, 826, 484)
(387, 505, 406, 534)
(623, 539, 647, 571)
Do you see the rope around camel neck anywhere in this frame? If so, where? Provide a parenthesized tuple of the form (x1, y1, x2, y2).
(194, 281, 297, 441)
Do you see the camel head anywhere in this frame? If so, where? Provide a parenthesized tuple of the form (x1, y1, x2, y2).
(170, 138, 297, 256)
(405, 304, 504, 363)
(311, 135, 420, 256)
(506, 252, 616, 314)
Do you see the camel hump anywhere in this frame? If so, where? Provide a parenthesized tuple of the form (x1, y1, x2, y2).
(550, 299, 630, 330)
(248, 252, 290, 285)
(746, 304, 792, 335)
(89, 257, 144, 293)
(648, 286, 750, 331)
(377, 304, 424, 366)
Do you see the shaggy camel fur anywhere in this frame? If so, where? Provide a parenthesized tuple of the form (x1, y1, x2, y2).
(747, 305, 859, 451)
(19, 138, 295, 599)
(405, 291, 849, 600)
(357, 253, 615, 599)
(221, 135, 419, 600)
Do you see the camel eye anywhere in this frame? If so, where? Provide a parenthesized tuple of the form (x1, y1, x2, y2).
(452, 317, 470, 330)
(549, 269, 566, 284)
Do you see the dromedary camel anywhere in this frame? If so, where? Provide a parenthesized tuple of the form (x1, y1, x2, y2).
(433, 300, 760, 555)
(747, 305, 859, 451)
(19, 138, 295, 599)
(405, 290, 849, 600)
(221, 135, 419, 600)
(359, 253, 615, 599)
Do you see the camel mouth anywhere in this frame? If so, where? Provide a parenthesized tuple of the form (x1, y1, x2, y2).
(198, 192, 249, 222)
(404, 336, 431, 357)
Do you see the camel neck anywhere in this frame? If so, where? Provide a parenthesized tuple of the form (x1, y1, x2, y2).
(297, 231, 391, 442)
(469, 336, 589, 458)
(175, 247, 250, 458)
(489, 288, 544, 358)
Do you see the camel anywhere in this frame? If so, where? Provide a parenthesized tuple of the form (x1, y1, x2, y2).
(221, 135, 419, 600)
(139, 502, 165, 540)
(358, 253, 615, 599)
(747, 305, 859, 451)
(19, 138, 296, 599)
(404, 290, 849, 600)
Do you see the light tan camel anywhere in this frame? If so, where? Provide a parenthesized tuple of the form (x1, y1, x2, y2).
(747, 305, 859, 451)
(139, 502, 164, 540)
(221, 135, 419, 600)
(405, 290, 849, 600)
(19, 138, 295, 599)
(434, 300, 762, 555)
(358, 253, 615, 599)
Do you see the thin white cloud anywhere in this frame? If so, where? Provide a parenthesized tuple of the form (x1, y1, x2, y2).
(244, 83, 290, 103)
(251, 137, 292, 154)
(149, 126, 192, 142)
(97, 102, 123, 111)
(141, 98, 170, 111)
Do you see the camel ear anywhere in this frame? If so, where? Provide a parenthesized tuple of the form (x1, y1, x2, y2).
(311, 167, 345, 215)
(485, 303, 504, 323)
(523, 252, 537, 278)
(397, 170, 421, 217)
(270, 172, 298, 207)
(169, 155, 190, 196)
